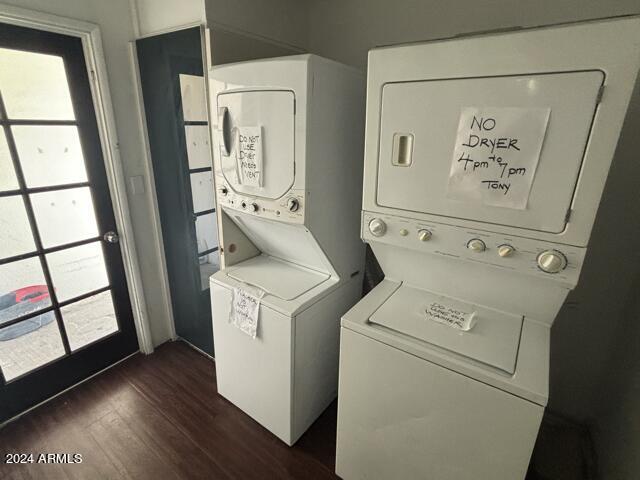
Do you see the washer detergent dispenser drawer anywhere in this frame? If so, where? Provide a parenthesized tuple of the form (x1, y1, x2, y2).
(368, 285, 523, 374)
(226, 254, 330, 301)
(217, 89, 295, 199)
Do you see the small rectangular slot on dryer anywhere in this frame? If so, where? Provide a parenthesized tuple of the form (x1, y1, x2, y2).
(392, 133, 414, 166)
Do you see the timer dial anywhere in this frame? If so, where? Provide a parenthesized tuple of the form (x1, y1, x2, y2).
(537, 250, 568, 274)
(368, 218, 387, 237)
(467, 238, 486, 253)
(286, 197, 300, 212)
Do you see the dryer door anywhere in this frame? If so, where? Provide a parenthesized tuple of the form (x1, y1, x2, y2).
(217, 90, 295, 199)
(376, 71, 603, 233)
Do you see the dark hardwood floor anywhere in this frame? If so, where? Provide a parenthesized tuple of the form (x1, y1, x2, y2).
(0, 341, 338, 479)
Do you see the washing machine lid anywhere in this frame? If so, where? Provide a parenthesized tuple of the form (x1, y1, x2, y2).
(226, 254, 330, 301)
(368, 284, 523, 374)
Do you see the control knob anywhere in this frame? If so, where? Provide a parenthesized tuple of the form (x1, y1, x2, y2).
(249, 202, 258, 212)
(287, 197, 300, 212)
(537, 250, 567, 274)
(368, 218, 387, 237)
(418, 229, 432, 241)
(219, 186, 228, 196)
(497, 244, 515, 257)
(467, 238, 486, 253)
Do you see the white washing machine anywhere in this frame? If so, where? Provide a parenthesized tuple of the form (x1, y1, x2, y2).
(208, 55, 365, 445)
(336, 18, 640, 479)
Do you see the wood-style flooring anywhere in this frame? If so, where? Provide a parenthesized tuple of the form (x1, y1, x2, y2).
(0, 341, 338, 479)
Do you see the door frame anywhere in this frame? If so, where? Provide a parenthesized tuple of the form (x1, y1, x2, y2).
(0, 3, 153, 354)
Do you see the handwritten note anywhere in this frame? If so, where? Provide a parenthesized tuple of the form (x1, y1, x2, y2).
(236, 126, 263, 187)
(230, 286, 265, 339)
(426, 302, 477, 332)
(447, 107, 550, 209)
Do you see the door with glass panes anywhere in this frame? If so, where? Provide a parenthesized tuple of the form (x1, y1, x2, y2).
(136, 27, 219, 357)
(0, 23, 138, 422)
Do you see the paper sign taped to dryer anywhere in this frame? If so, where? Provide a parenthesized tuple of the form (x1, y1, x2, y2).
(426, 301, 477, 331)
(236, 126, 263, 187)
(447, 107, 550, 209)
(230, 286, 265, 339)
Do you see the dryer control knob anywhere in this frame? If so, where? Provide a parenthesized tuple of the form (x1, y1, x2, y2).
(467, 238, 486, 253)
(219, 186, 228, 196)
(498, 244, 515, 257)
(286, 197, 299, 212)
(368, 218, 387, 237)
(537, 250, 567, 274)
(249, 202, 259, 212)
(418, 229, 432, 241)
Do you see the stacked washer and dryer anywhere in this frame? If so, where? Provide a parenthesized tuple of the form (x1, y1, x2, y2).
(335, 17, 640, 480)
(205, 17, 640, 479)
(207, 55, 365, 446)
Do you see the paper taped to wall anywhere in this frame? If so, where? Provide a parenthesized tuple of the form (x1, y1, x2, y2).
(447, 107, 550, 209)
(230, 286, 265, 338)
(236, 126, 263, 187)
(426, 301, 477, 331)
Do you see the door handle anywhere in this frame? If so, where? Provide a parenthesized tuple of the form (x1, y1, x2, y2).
(219, 106, 231, 156)
(103, 231, 119, 244)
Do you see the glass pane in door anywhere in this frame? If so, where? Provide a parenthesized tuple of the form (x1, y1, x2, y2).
(0, 196, 36, 258)
(12, 125, 88, 187)
(185, 125, 212, 169)
(60, 290, 118, 351)
(190, 170, 214, 213)
(199, 251, 220, 291)
(0, 258, 51, 324)
(196, 214, 219, 290)
(0, 131, 18, 191)
(179, 74, 207, 122)
(0, 257, 60, 382)
(0, 316, 65, 381)
(31, 187, 99, 248)
(195, 212, 218, 253)
(47, 242, 109, 302)
(0, 47, 75, 120)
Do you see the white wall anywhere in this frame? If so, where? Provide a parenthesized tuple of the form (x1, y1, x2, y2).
(205, 0, 307, 50)
(131, 0, 205, 37)
(595, 270, 640, 479)
(2, 0, 175, 347)
(307, 0, 640, 70)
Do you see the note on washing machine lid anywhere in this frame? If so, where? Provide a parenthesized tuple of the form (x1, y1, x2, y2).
(235, 126, 263, 187)
(230, 285, 265, 339)
(446, 107, 550, 210)
(425, 302, 476, 331)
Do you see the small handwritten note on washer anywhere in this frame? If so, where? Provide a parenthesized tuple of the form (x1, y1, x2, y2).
(425, 302, 476, 331)
(447, 107, 550, 209)
(230, 287, 264, 339)
(237, 126, 263, 187)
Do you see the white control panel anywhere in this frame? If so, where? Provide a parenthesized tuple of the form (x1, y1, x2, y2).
(216, 176, 305, 224)
(362, 211, 585, 285)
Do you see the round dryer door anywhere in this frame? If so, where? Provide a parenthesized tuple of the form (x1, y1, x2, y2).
(217, 90, 295, 200)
